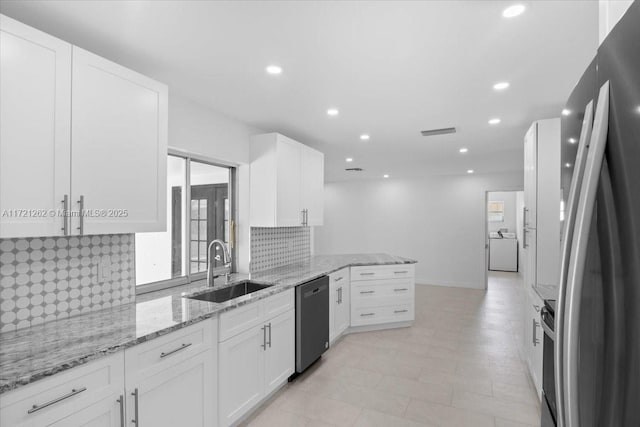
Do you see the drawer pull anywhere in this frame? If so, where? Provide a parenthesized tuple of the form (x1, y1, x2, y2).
(394, 309, 409, 313)
(394, 270, 409, 274)
(360, 312, 375, 317)
(360, 290, 375, 294)
(160, 342, 192, 358)
(360, 272, 375, 276)
(394, 288, 409, 292)
(334, 276, 344, 282)
(27, 387, 87, 414)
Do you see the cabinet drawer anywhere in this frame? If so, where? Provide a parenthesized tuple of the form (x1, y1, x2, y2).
(351, 303, 414, 326)
(0, 353, 124, 427)
(263, 289, 294, 319)
(125, 319, 214, 381)
(351, 278, 414, 301)
(351, 264, 415, 281)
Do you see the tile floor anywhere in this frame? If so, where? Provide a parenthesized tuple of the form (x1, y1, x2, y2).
(242, 272, 540, 427)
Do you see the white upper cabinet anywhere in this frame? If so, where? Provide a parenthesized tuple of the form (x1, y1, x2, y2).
(0, 15, 72, 238)
(524, 123, 538, 229)
(301, 146, 324, 226)
(250, 133, 324, 227)
(71, 47, 167, 235)
(0, 15, 167, 238)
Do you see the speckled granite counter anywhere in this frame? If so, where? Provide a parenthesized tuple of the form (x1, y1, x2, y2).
(533, 283, 558, 301)
(0, 253, 415, 394)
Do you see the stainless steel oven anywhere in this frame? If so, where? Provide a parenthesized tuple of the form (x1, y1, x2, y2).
(541, 299, 556, 426)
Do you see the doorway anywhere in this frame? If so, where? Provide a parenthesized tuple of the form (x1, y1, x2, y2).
(484, 190, 524, 289)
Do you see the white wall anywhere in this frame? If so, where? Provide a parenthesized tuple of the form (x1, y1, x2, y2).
(167, 94, 262, 273)
(487, 191, 517, 234)
(599, 0, 634, 44)
(315, 172, 524, 289)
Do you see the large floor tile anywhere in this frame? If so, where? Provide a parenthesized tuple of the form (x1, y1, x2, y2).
(353, 408, 433, 427)
(404, 398, 495, 427)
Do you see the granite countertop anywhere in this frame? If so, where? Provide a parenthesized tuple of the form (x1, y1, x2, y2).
(533, 283, 559, 301)
(0, 253, 415, 394)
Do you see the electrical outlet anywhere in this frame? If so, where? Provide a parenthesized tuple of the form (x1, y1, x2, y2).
(97, 255, 111, 283)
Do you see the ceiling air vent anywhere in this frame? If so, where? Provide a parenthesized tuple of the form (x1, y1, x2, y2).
(345, 167, 364, 172)
(420, 127, 456, 137)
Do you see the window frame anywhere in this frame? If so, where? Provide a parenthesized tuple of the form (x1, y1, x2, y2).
(136, 148, 237, 295)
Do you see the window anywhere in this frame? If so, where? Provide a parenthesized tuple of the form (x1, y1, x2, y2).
(135, 152, 235, 293)
(487, 200, 505, 222)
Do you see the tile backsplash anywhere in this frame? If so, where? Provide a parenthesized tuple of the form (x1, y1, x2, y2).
(250, 227, 310, 272)
(0, 234, 135, 333)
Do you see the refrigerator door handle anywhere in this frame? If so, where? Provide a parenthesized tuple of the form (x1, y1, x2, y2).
(555, 100, 594, 427)
(564, 82, 609, 427)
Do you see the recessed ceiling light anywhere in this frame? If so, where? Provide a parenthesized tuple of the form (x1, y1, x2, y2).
(459, 148, 469, 153)
(360, 134, 370, 141)
(265, 65, 282, 75)
(502, 4, 525, 18)
(345, 157, 353, 162)
(327, 108, 339, 116)
(568, 138, 577, 144)
(493, 82, 510, 90)
(467, 169, 474, 174)
(488, 118, 501, 125)
(565, 163, 572, 168)
(562, 109, 571, 116)
(383, 174, 389, 178)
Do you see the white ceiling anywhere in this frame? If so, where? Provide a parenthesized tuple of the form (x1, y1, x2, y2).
(0, 1, 599, 181)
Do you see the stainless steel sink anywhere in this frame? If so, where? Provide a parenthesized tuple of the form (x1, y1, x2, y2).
(185, 281, 272, 303)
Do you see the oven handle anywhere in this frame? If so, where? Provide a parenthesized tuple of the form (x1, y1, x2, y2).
(540, 308, 555, 341)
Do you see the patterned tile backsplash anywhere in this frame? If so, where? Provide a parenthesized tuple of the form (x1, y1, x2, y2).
(0, 234, 135, 333)
(250, 227, 310, 273)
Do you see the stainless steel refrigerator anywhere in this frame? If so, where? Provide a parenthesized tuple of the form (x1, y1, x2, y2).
(554, 2, 640, 427)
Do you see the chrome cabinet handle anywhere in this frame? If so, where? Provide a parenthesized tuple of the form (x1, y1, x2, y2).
(61, 195, 69, 235)
(131, 388, 139, 425)
(334, 276, 343, 282)
(533, 304, 540, 312)
(523, 228, 529, 248)
(117, 395, 125, 427)
(360, 313, 375, 317)
(338, 287, 342, 304)
(394, 288, 409, 292)
(360, 290, 374, 294)
(305, 209, 309, 226)
(360, 272, 375, 276)
(394, 271, 408, 274)
(394, 309, 408, 313)
(77, 195, 84, 235)
(27, 387, 87, 414)
(532, 319, 540, 346)
(261, 325, 266, 350)
(267, 322, 272, 348)
(160, 343, 192, 358)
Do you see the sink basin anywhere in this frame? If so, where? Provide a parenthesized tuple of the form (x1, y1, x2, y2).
(185, 281, 272, 303)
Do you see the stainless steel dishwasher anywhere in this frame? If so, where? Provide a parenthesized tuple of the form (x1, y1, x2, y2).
(294, 275, 329, 374)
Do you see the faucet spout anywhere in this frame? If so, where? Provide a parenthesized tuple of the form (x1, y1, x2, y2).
(207, 239, 232, 286)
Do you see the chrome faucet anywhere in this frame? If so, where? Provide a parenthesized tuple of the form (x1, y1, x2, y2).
(207, 239, 232, 286)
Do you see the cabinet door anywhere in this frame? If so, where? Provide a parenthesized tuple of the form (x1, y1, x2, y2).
(335, 283, 351, 337)
(219, 326, 264, 427)
(524, 228, 537, 291)
(528, 302, 543, 398)
(130, 349, 214, 427)
(71, 46, 167, 235)
(329, 279, 338, 342)
(0, 15, 71, 238)
(524, 123, 538, 228)
(49, 394, 123, 427)
(275, 135, 303, 226)
(301, 146, 324, 226)
(264, 310, 295, 396)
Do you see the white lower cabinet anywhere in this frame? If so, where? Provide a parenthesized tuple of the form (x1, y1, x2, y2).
(0, 353, 125, 427)
(350, 265, 415, 327)
(124, 318, 217, 427)
(329, 268, 350, 342)
(525, 288, 544, 399)
(218, 290, 294, 427)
